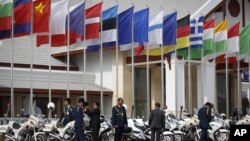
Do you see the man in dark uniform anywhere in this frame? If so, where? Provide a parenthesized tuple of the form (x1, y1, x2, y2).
(112, 98, 128, 141)
(149, 102, 165, 141)
(198, 102, 213, 141)
(72, 98, 85, 141)
(57, 98, 73, 126)
(85, 102, 100, 141)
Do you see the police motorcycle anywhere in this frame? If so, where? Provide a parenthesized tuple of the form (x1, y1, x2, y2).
(164, 111, 185, 141)
(99, 115, 114, 141)
(0, 115, 45, 141)
(178, 106, 200, 140)
(236, 114, 250, 125)
(194, 108, 230, 141)
(34, 102, 77, 141)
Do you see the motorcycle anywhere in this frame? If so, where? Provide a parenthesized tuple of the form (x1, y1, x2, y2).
(194, 109, 230, 141)
(99, 115, 114, 141)
(165, 113, 185, 141)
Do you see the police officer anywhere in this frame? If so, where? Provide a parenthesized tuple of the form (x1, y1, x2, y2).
(73, 98, 85, 141)
(112, 98, 128, 141)
(57, 98, 73, 126)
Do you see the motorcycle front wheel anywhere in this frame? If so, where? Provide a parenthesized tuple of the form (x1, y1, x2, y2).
(85, 132, 93, 141)
(32, 134, 47, 141)
(162, 135, 174, 141)
(100, 133, 114, 141)
(215, 132, 229, 141)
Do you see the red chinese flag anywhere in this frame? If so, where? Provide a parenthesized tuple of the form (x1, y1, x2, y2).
(33, 0, 51, 33)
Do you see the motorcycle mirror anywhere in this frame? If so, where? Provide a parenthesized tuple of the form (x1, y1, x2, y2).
(180, 105, 183, 110)
(47, 102, 55, 111)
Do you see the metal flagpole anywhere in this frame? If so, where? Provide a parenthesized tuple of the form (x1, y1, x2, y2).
(10, 1, 14, 118)
(226, 51, 229, 117)
(160, 8, 164, 108)
(115, 0, 119, 102)
(174, 9, 178, 116)
(30, 1, 34, 114)
(67, 6, 70, 98)
(237, 53, 240, 109)
(188, 37, 192, 113)
(131, 3, 135, 117)
(83, 2, 87, 101)
(146, 43, 150, 117)
(100, 0, 104, 114)
(48, 1, 52, 119)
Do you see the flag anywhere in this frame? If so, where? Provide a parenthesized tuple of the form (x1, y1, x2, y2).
(148, 11, 163, 48)
(240, 24, 250, 57)
(118, 7, 134, 51)
(14, 0, 32, 37)
(33, 0, 51, 33)
(36, 2, 84, 47)
(102, 5, 118, 48)
(85, 2, 102, 46)
(203, 19, 215, 59)
(214, 20, 228, 58)
(133, 8, 149, 55)
(146, 12, 177, 56)
(51, 0, 68, 35)
(0, 0, 12, 39)
(176, 15, 190, 58)
(227, 22, 240, 57)
(189, 16, 204, 59)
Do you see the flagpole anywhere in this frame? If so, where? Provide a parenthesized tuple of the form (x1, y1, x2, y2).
(83, 3, 87, 101)
(174, 9, 178, 116)
(160, 7, 164, 108)
(131, 3, 135, 117)
(188, 37, 192, 113)
(48, 1, 52, 119)
(237, 53, 241, 110)
(10, 1, 15, 118)
(226, 51, 229, 117)
(67, 6, 70, 98)
(30, 1, 34, 115)
(100, 0, 104, 114)
(115, 0, 119, 104)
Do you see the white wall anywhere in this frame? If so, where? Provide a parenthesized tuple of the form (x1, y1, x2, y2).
(245, 0, 250, 25)
(226, 0, 243, 27)
(72, 50, 113, 90)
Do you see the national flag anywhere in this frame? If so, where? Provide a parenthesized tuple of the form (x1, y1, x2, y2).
(33, 0, 51, 33)
(85, 2, 102, 46)
(14, 0, 32, 37)
(240, 24, 250, 58)
(118, 7, 134, 51)
(148, 11, 163, 48)
(146, 12, 177, 56)
(134, 8, 149, 55)
(36, 2, 84, 47)
(102, 5, 118, 48)
(203, 19, 215, 59)
(51, 0, 68, 35)
(216, 22, 239, 64)
(227, 22, 240, 56)
(176, 15, 190, 57)
(189, 16, 204, 59)
(0, 0, 13, 40)
(213, 20, 228, 58)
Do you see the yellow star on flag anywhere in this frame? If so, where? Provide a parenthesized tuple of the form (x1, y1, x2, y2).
(35, 2, 45, 14)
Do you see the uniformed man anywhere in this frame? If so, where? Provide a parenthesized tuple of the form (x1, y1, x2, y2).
(72, 98, 85, 141)
(112, 98, 128, 141)
(57, 98, 73, 126)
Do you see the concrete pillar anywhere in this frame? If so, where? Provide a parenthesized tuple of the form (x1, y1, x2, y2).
(197, 62, 217, 108)
(165, 57, 185, 113)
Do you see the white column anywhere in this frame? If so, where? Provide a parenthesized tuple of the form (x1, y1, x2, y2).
(165, 56, 185, 113)
(197, 61, 216, 108)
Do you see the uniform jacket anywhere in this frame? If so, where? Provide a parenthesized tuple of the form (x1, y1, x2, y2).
(112, 105, 128, 128)
(72, 105, 84, 128)
(58, 105, 73, 126)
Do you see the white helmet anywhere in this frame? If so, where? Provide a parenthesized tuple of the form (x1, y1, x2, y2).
(47, 102, 55, 111)
(123, 104, 128, 111)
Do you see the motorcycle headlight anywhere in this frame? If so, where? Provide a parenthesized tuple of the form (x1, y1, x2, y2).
(0, 127, 6, 131)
